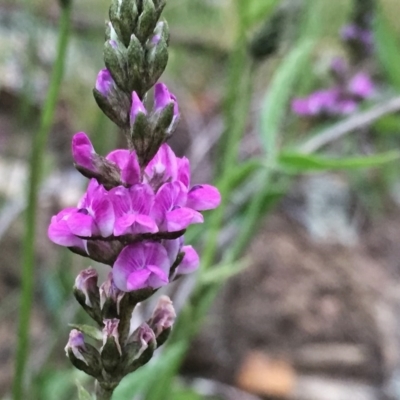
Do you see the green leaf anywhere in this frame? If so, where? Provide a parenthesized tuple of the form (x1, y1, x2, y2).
(200, 259, 249, 285)
(278, 151, 400, 171)
(76, 381, 93, 400)
(226, 159, 263, 190)
(239, 0, 280, 29)
(69, 324, 103, 341)
(375, 10, 400, 90)
(260, 39, 315, 163)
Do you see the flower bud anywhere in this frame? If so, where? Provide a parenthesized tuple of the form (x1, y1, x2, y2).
(71, 132, 123, 189)
(104, 39, 128, 92)
(100, 272, 125, 319)
(124, 323, 156, 373)
(127, 34, 145, 94)
(101, 319, 122, 373)
(109, 0, 138, 47)
(147, 295, 176, 346)
(74, 267, 99, 308)
(65, 330, 102, 378)
(146, 36, 169, 89)
(137, 0, 157, 44)
(95, 69, 114, 97)
(73, 267, 102, 325)
(130, 92, 147, 126)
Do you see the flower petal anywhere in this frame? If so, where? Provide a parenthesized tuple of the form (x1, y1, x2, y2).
(72, 132, 96, 171)
(176, 245, 199, 275)
(106, 149, 130, 169)
(122, 152, 141, 185)
(67, 210, 97, 237)
(92, 196, 115, 237)
(127, 269, 152, 291)
(165, 207, 203, 231)
(186, 184, 221, 210)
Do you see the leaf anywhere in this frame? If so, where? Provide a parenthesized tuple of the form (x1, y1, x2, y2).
(76, 381, 93, 400)
(69, 324, 103, 341)
(200, 258, 249, 285)
(260, 39, 315, 163)
(278, 151, 400, 171)
(374, 10, 400, 90)
(239, 0, 280, 29)
(226, 159, 263, 190)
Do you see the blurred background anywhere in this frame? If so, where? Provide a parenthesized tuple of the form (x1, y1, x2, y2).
(2, 0, 400, 399)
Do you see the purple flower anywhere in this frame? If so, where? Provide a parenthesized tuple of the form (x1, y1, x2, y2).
(186, 184, 222, 211)
(48, 208, 87, 249)
(72, 132, 96, 172)
(110, 184, 158, 236)
(67, 179, 115, 238)
(292, 89, 339, 116)
(347, 72, 374, 99)
(144, 143, 178, 189)
(130, 92, 147, 125)
(106, 149, 141, 186)
(151, 181, 203, 232)
(95, 69, 114, 96)
(163, 237, 199, 275)
(113, 242, 170, 291)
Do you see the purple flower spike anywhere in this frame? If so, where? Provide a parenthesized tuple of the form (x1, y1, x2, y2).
(130, 92, 147, 125)
(72, 132, 96, 171)
(113, 242, 170, 291)
(95, 69, 114, 96)
(186, 184, 221, 211)
(348, 72, 374, 99)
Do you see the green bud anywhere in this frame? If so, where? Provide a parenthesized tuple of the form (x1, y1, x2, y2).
(104, 39, 128, 92)
(126, 33, 145, 94)
(145, 37, 168, 90)
(109, 0, 139, 47)
(73, 286, 103, 326)
(93, 88, 130, 129)
(65, 330, 102, 379)
(123, 323, 157, 374)
(101, 319, 123, 374)
(137, 0, 157, 44)
(130, 112, 152, 166)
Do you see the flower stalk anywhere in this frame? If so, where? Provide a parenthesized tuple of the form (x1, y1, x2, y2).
(47, 0, 221, 397)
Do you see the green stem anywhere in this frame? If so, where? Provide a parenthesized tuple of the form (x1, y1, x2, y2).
(12, 3, 73, 400)
(201, 36, 253, 270)
(96, 382, 115, 400)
